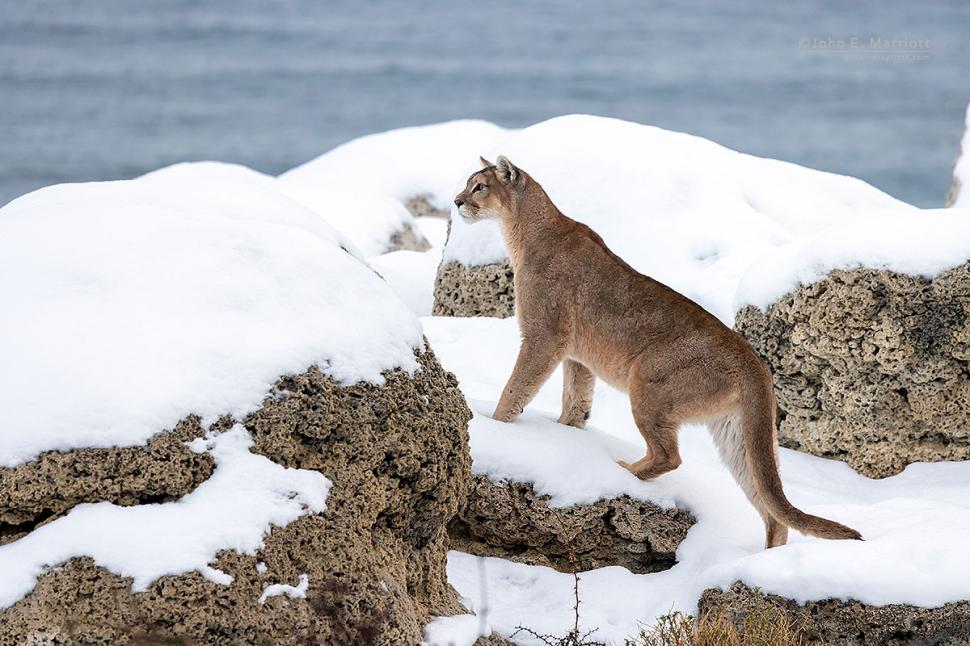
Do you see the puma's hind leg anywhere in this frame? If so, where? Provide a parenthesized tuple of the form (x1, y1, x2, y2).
(557, 359, 595, 428)
(763, 512, 789, 548)
(618, 380, 683, 480)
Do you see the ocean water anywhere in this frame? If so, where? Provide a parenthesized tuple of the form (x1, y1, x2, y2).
(1, 0, 967, 207)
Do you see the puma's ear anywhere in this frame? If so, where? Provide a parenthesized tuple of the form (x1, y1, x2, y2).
(495, 155, 519, 184)
(479, 156, 494, 168)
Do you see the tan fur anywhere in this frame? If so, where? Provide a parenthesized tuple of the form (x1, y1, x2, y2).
(454, 156, 861, 549)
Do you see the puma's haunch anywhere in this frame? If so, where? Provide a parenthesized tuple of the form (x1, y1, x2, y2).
(454, 155, 861, 549)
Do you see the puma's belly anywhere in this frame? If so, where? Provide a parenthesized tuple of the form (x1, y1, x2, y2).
(566, 333, 633, 392)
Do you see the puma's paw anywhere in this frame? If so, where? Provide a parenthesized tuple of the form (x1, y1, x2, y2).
(557, 412, 588, 429)
(492, 408, 516, 424)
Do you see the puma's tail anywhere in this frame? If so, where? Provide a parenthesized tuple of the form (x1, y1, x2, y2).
(708, 369, 862, 542)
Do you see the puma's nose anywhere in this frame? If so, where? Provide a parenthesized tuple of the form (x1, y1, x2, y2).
(454, 198, 464, 208)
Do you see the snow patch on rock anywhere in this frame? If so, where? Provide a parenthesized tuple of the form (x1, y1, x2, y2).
(441, 114, 918, 322)
(423, 613, 489, 646)
(280, 119, 512, 213)
(0, 426, 330, 610)
(734, 208, 970, 311)
(0, 168, 423, 466)
(259, 573, 310, 604)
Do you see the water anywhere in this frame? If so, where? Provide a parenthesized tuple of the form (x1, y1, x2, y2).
(1, 0, 967, 207)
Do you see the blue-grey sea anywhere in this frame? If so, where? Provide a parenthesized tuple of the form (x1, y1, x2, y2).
(1, 0, 967, 207)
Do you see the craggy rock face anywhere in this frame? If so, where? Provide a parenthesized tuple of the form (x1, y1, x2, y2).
(0, 347, 475, 646)
(948, 175, 964, 208)
(700, 582, 970, 646)
(0, 418, 215, 545)
(433, 260, 515, 318)
(735, 264, 970, 478)
(404, 193, 450, 219)
(449, 475, 694, 574)
(388, 220, 432, 253)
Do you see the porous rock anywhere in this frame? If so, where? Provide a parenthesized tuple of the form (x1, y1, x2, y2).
(700, 581, 970, 646)
(948, 173, 964, 208)
(432, 260, 515, 318)
(448, 475, 694, 574)
(735, 264, 970, 478)
(0, 418, 215, 545)
(404, 193, 450, 219)
(388, 220, 432, 253)
(0, 347, 477, 646)
(946, 105, 968, 208)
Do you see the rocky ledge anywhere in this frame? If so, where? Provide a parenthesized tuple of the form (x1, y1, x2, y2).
(701, 581, 970, 646)
(0, 347, 480, 646)
(735, 264, 970, 478)
(433, 260, 515, 318)
(448, 475, 694, 574)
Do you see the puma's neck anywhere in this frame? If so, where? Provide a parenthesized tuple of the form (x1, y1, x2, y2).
(498, 180, 562, 273)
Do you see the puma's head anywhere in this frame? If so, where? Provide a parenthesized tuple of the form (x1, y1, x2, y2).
(454, 155, 524, 223)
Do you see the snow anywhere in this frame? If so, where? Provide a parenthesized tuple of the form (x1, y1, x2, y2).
(951, 102, 970, 208)
(280, 120, 512, 212)
(276, 178, 427, 257)
(735, 208, 970, 310)
(424, 315, 970, 643)
(423, 613, 489, 646)
(370, 216, 450, 316)
(370, 248, 442, 316)
(0, 426, 330, 610)
(147, 160, 423, 258)
(259, 573, 310, 604)
(0, 166, 423, 467)
(442, 114, 922, 323)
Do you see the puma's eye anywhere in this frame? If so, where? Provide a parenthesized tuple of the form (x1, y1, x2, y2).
(473, 183, 485, 193)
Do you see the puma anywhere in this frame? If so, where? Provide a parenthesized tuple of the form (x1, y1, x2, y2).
(454, 156, 862, 548)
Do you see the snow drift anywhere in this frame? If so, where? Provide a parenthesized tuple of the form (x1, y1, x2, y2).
(280, 119, 512, 214)
(0, 165, 423, 467)
(438, 114, 968, 323)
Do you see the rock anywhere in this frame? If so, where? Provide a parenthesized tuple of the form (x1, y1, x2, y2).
(735, 264, 970, 478)
(0, 347, 479, 646)
(389, 220, 432, 253)
(405, 193, 450, 219)
(949, 172, 964, 208)
(0, 418, 214, 545)
(946, 102, 969, 208)
(433, 260, 515, 318)
(448, 475, 694, 574)
(700, 581, 970, 646)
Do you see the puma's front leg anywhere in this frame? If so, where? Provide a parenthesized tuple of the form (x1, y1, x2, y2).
(493, 337, 565, 423)
(558, 359, 595, 428)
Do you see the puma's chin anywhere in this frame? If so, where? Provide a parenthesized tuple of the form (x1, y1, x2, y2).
(462, 207, 502, 223)
(458, 206, 480, 223)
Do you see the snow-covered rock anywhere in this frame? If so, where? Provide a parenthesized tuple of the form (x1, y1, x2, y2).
(947, 102, 970, 208)
(280, 119, 512, 219)
(0, 165, 421, 467)
(425, 315, 970, 644)
(0, 173, 477, 644)
(146, 160, 430, 257)
(275, 178, 431, 256)
(736, 261, 970, 478)
(434, 114, 914, 323)
(450, 473, 693, 574)
(700, 582, 970, 646)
